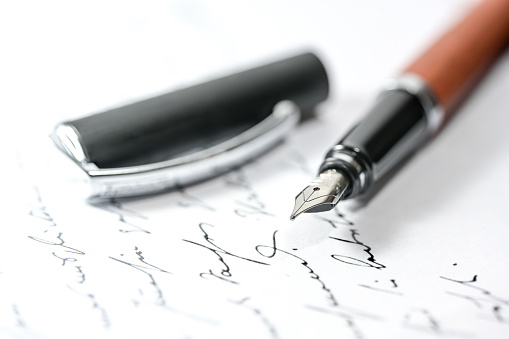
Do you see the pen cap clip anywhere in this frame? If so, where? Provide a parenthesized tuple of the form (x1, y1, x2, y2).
(51, 52, 328, 198)
(52, 100, 301, 199)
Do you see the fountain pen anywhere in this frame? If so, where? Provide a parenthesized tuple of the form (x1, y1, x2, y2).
(291, 0, 509, 220)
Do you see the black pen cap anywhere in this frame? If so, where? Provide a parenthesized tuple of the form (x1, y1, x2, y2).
(55, 52, 329, 169)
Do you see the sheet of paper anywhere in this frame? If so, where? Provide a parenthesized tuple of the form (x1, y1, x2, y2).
(4, 52, 509, 337)
(2, 1, 509, 338)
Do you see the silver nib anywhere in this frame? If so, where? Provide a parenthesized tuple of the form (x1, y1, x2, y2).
(290, 169, 350, 220)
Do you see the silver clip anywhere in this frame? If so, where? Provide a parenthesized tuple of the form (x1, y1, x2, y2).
(52, 100, 301, 200)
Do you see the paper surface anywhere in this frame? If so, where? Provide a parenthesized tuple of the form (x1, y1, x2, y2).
(2, 1, 509, 338)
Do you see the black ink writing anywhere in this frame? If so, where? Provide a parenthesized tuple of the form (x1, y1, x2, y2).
(68, 286, 110, 329)
(330, 230, 385, 270)
(110, 246, 171, 307)
(27, 186, 56, 228)
(177, 186, 215, 211)
(442, 274, 509, 324)
(256, 231, 338, 307)
(91, 199, 150, 234)
(403, 309, 440, 334)
(183, 223, 268, 284)
(225, 170, 274, 219)
(29, 232, 85, 256)
(234, 297, 280, 339)
(441, 275, 509, 306)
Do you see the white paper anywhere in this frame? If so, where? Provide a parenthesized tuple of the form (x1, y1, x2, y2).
(2, 1, 509, 338)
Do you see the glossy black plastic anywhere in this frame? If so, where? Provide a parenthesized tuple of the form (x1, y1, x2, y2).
(320, 90, 427, 198)
(65, 53, 329, 168)
(340, 90, 425, 164)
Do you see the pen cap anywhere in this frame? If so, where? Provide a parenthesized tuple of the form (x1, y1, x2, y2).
(56, 52, 328, 168)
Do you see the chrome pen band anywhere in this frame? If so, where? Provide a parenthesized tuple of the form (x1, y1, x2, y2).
(319, 145, 372, 200)
(319, 74, 444, 200)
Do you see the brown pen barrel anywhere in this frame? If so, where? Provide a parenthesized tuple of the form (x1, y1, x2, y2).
(404, 0, 509, 118)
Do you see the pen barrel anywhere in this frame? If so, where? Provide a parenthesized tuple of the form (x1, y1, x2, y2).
(61, 53, 328, 168)
(320, 90, 428, 198)
(405, 0, 509, 116)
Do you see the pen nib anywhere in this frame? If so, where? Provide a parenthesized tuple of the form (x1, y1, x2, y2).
(290, 169, 350, 220)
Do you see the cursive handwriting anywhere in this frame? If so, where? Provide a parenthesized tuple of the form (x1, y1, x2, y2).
(314, 210, 384, 269)
(403, 308, 440, 334)
(441, 274, 509, 324)
(110, 246, 171, 275)
(68, 286, 111, 329)
(225, 170, 274, 219)
(316, 209, 354, 227)
(110, 246, 171, 307)
(12, 304, 27, 328)
(27, 186, 56, 228)
(233, 297, 280, 339)
(285, 150, 314, 175)
(329, 229, 385, 270)
(109, 247, 218, 325)
(91, 199, 151, 234)
(29, 231, 85, 256)
(441, 274, 509, 306)
(256, 231, 339, 307)
(358, 279, 403, 296)
(176, 186, 216, 211)
(306, 305, 374, 339)
(183, 222, 268, 284)
(28, 230, 87, 285)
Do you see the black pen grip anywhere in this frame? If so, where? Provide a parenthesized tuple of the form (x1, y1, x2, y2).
(64, 52, 329, 168)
